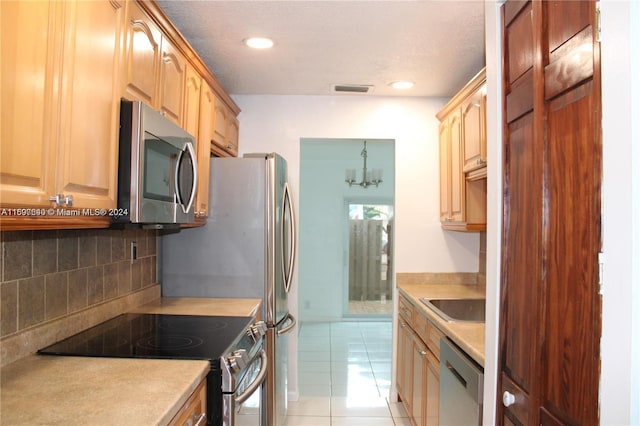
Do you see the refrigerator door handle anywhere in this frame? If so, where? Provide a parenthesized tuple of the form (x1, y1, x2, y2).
(277, 313, 296, 335)
(281, 182, 296, 293)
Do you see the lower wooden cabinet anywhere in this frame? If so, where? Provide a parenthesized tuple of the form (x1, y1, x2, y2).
(396, 294, 441, 426)
(168, 378, 207, 426)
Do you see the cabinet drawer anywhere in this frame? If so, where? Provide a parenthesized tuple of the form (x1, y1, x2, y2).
(426, 322, 444, 360)
(398, 295, 414, 323)
(413, 309, 429, 340)
(168, 379, 207, 426)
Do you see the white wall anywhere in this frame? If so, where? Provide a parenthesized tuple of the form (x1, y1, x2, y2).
(483, 1, 640, 424)
(599, 0, 640, 423)
(233, 94, 481, 399)
(233, 95, 480, 276)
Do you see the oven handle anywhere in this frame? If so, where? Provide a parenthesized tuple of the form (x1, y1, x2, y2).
(235, 349, 267, 405)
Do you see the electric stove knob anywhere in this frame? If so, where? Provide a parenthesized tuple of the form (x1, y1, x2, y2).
(228, 349, 249, 372)
(251, 321, 267, 338)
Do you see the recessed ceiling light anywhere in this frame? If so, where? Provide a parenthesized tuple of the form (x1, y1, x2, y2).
(390, 81, 414, 90)
(244, 37, 274, 49)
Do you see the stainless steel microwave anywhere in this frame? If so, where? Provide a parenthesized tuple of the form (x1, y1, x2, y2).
(114, 99, 197, 227)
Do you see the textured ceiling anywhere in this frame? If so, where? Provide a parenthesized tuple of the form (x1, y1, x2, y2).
(157, 1, 486, 97)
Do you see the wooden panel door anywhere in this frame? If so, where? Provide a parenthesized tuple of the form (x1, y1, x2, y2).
(57, 0, 125, 209)
(540, 1, 601, 423)
(498, 1, 602, 425)
(0, 0, 61, 207)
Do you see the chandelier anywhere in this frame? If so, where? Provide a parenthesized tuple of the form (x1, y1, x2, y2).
(345, 141, 382, 188)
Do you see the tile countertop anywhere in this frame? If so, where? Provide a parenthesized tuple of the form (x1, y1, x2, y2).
(0, 297, 262, 425)
(397, 282, 485, 367)
(1, 355, 209, 426)
(129, 297, 262, 317)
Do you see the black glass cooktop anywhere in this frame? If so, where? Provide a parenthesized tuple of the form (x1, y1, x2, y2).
(38, 313, 254, 364)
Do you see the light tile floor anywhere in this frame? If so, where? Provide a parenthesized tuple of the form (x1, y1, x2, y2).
(287, 321, 410, 426)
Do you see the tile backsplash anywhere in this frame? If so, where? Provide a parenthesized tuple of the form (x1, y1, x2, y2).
(0, 229, 157, 338)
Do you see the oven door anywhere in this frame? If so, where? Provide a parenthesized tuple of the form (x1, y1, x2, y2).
(223, 349, 267, 426)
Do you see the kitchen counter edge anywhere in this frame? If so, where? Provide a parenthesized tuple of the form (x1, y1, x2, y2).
(397, 283, 485, 366)
(0, 297, 262, 425)
(1, 355, 209, 426)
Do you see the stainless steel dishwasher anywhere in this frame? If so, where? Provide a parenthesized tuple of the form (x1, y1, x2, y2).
(439, 337, 484, 425)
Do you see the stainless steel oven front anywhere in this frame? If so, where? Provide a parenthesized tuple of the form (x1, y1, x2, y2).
(221, 324, 267, 426)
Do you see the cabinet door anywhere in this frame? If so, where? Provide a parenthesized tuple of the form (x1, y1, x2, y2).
(0, 0, 60, 207)
(212, 97, 229, 150)
(226, 116, 240, 157)
(196, 83, 216, 218)
(159, 36, 186, 126)
(438, 120, 450, 222)
(462, 86, 487, 172)
(449, 110, 464, 222)
(396, 316, 413, 412)
(56, 0, 125, 209)
(183, 64, 202, 137)
(425, 350, 439, 426)
(122, 1, 161, 106)
(411, 337, 427, 426)
(439, 111, 464, 224)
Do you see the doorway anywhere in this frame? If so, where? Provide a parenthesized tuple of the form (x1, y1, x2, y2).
(298, 138, 395, 322)
(345, 203, 394, 317)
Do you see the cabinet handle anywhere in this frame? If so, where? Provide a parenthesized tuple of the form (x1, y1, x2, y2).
(419, 350, 427, 356)
(49, 193, 73, 207)
(502, 391, 516, 407)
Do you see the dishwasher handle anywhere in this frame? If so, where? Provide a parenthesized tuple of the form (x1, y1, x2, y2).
(440, 337, 484, 404)
(445, 360, 468, 388)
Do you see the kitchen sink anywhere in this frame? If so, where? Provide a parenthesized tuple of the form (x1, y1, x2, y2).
(419, 298, 486, 322)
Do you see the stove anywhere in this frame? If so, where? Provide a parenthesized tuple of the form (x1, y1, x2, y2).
(38, 313, 266, 426)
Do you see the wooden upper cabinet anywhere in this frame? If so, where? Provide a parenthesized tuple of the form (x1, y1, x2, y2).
(211, 96, 240, 157)
(1, 0, 239, 230)
(1, 0, 60, 208)
(437, 68, 487, 231)
(195, 84, 215, 219)
(158, 35, 186, 126)
(438, 110, 466, 226)
(57, 0, 125, 209)
(438, 121, 450, 223)
(1, 0, 124, 213)
(461, 78, 487, 173)
(183, 64, 202, 139)
(123, 1, 186, 127)
(226, 115, 240, 157)
(122, 1, 161, 107)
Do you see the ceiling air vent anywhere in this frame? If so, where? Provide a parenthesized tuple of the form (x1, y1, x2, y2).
(333, 84, 373, 94)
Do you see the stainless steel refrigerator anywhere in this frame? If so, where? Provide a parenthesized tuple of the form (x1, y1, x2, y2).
(161, 153, 296, 426)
